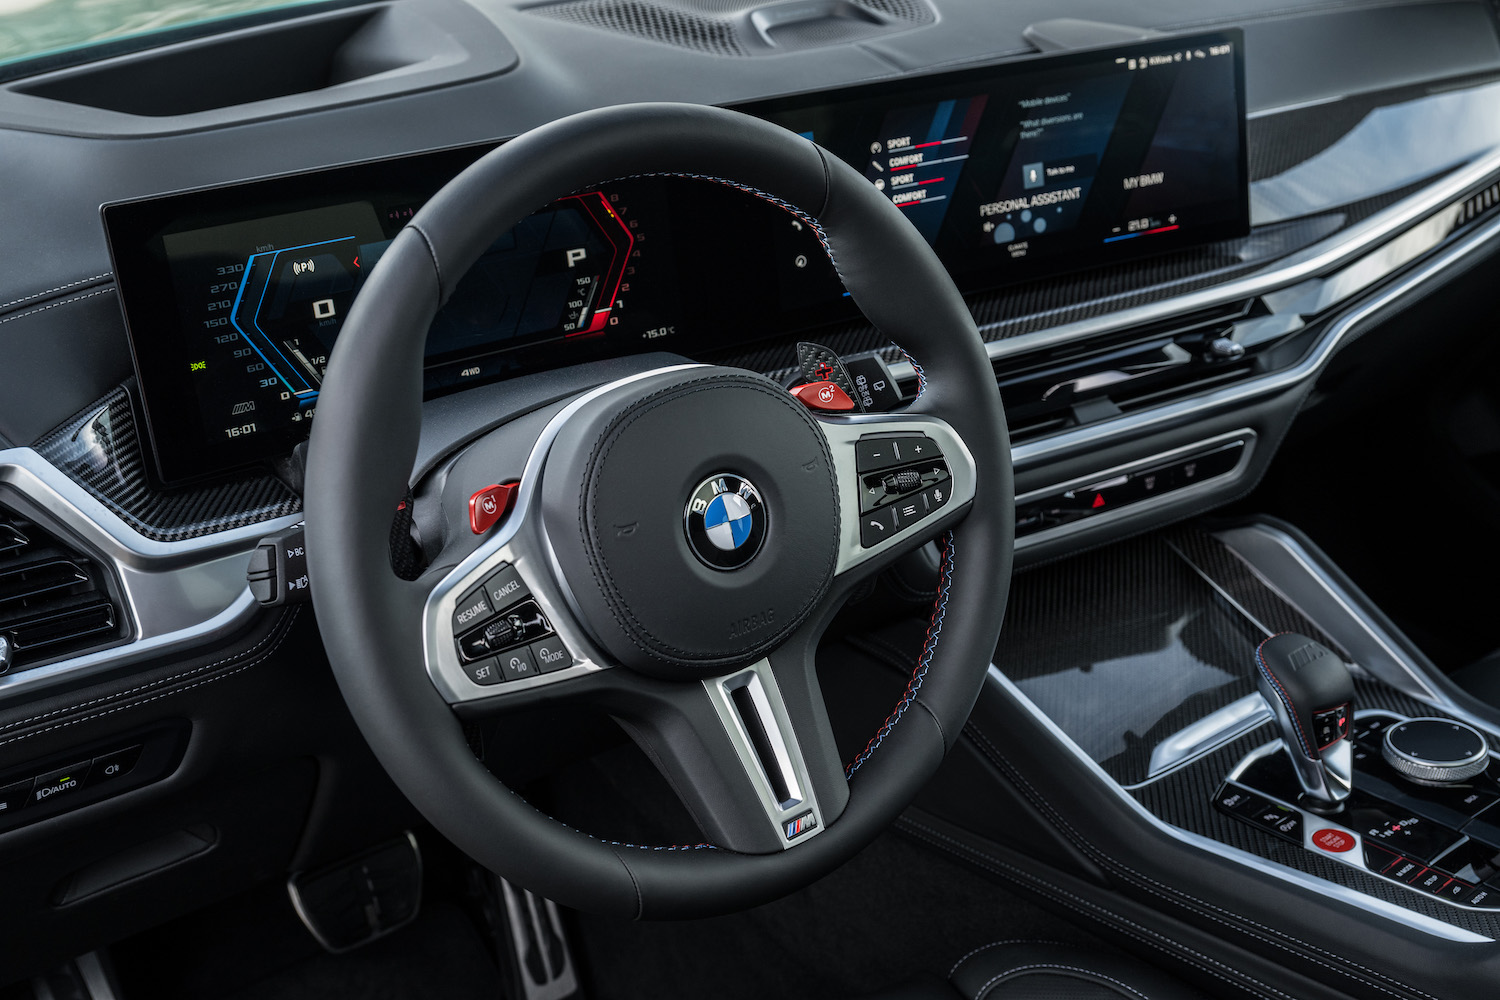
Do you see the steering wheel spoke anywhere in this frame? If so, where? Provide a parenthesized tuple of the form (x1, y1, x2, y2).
(818, 409, 978, 583)
(603, 626, 843, 854)
(422, 484, 614, 706)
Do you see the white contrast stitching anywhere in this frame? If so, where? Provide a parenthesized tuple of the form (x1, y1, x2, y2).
(0, 609, 301, 751)
(973, 963, 1151, 1000)
(0, 274, 111, 312)
(963, 726, 1440, 1000)
(901, 819, 1294, 1000)
(0, 288, 115, 326)
(0, 609, 298, 735)
(947, 940, 1075, 978)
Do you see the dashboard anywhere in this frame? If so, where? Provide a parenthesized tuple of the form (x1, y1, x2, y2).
(4, 0, 1500, 986)
(104, 29, 1246, 484)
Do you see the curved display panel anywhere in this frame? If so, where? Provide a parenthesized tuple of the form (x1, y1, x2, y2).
(105, 29, 1245, 485)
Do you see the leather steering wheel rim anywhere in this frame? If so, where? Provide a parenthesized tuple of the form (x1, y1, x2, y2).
(305, 103, 1015, 919)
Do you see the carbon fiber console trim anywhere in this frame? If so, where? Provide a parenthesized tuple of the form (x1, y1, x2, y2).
(988, 522, 1500, 939)
(32, 387, 301, 543)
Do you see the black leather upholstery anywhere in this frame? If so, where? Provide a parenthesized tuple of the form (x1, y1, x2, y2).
(868, 943, 1208, 1000)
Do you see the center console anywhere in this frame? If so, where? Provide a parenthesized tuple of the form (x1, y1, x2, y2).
(971, 520, 1500, 945)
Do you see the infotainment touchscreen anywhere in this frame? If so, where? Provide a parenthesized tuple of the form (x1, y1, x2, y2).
(105, 30, 1247, 485)
(744, 28, 1247, 280)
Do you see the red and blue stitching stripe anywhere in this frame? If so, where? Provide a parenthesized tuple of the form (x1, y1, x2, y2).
(1254, 633, 1315, 757)
(845, 532, 954, 777)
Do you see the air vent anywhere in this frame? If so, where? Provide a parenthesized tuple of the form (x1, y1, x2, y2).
(988, 300, 1263, 443)
(1457, 180, 1500, 226)
(0, 502, 127, 673)
(527, 0, 934, 56)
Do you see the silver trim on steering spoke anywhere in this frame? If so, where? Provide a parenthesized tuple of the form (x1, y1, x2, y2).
(702, 659, 825, 849)
(421, 365, 705, 704)
(818, 413, 978, 576)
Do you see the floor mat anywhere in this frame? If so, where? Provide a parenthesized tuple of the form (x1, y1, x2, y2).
(114, 880, 501, 1000)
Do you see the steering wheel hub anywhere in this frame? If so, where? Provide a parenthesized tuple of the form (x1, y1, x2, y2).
(540, 370, 841, 680)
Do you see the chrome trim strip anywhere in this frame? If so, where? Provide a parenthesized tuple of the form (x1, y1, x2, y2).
(1227, 715, 1500, 915)
(1006, 210, 1500, 471)
(0, 448, 301, 565)
(422, 365, 705, 703)
(984, 665, 1491, 943)
(702, 659, 825, 849)
(990, 147, 1500, 364)
(816, 413, 977, 575)
(0, 451, 295, 705)
(1014, 432, 1252, 551)
(1213, 523, 1446, 704)
(1138, 692, 1272, 785)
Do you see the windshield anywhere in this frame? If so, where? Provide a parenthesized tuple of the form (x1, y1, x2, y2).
(0, 0, 320, 69)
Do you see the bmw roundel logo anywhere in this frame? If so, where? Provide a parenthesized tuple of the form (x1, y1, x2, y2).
(684, 474, 768, 571)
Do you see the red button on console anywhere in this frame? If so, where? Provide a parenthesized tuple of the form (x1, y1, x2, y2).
(790, 381, 855, 412)
(469, 482, 519, 535)
(1313, 828, 1356, 853)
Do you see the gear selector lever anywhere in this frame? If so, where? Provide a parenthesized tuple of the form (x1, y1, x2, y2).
(1256, 633, 1355, 811)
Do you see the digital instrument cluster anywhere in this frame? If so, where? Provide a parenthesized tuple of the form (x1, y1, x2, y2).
(105, 29, 1245, 485)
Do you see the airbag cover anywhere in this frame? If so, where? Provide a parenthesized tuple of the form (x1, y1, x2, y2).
(542, 369, 840, 678)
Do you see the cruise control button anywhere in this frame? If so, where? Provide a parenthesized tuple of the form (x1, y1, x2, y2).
(0, 778, 32, 817)
(498, 648, 539, 682)
(483, 564, 527, 612)
(855, 436, 940, 473)
(32, 761, 91, 806)
(452, 587, 493, 634)
(464, 658, 504, 686)
(87, 744, 143, 785)
(859, 505, 896, 548)
(529, 637, 571, 674)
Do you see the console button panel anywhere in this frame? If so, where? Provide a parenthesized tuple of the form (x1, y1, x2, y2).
(1216, 711, 1500, 910)
(0, 726, 186, 832)
(448, 562, 574, 687)
(855, 436, 951, 548)
(1016, 439, 1244, 537)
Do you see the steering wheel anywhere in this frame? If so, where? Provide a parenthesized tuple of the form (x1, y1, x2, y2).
(304, 103, 1014, 920)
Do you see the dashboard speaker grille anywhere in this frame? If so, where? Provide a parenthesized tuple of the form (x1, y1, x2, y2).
(0, 502, 126, 671)
(527, 0, 933, 55)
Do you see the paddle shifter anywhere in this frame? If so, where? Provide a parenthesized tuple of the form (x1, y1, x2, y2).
(1256, 633, 1355, 812)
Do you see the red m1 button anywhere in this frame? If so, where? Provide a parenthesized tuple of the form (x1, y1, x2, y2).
(790, 381, 855, 411)
(469, 482, 519, 535)
(1313, 828, 1356, 853)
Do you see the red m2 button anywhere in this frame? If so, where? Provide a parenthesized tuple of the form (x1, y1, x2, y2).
(469, 482, 519, 534)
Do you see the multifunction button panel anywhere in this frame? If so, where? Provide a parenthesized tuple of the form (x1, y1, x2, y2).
(1016, 439, 1245, 538)
(450, 562, 574, 687)
(1216, 713, 1500, 910)
(855, 435, 952, 548)
(0, 725, 187, 831)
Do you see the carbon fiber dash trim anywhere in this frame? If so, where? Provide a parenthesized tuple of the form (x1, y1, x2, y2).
(32, 387, 301, 543)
